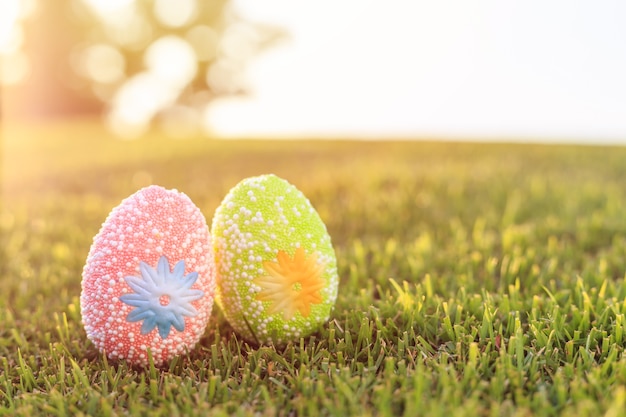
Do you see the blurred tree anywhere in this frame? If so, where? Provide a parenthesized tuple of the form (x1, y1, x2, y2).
(2, 0, 284, 137)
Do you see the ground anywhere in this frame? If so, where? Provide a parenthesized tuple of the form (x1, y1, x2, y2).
(2, 122, 626, 416)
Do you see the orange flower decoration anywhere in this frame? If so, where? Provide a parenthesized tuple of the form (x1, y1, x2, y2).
(255, 247, 326, 320)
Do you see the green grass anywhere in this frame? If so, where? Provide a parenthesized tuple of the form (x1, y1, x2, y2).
(3, 122, 626, 416)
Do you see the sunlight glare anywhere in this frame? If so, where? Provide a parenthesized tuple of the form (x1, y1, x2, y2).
(0, 23, 23, 55)
(207, 0, 626, 141)
(0, 0, 36, 86)
(154, 0, 197, 28)
(0, 51, 30, 85)
(0, 0, 21, 53)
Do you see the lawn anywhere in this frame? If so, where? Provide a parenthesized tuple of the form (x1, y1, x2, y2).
(2, 122, 626, 416)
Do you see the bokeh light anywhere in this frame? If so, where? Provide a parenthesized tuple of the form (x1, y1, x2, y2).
(219, 22, 259, 63)
(144, 36, 197, 88)
(75, 43, 126, 85)
(104, 35, 200, 136)
(154, 0, 197, 28)
(102, 10, 153, 51)
(82, 0, 135, 18)
(186, 25, 218, 62)
(2, 0, 282, 137)
(107, 72, 178, 138)
(206, 61, 243, 95)
(81, 0, 152, 51)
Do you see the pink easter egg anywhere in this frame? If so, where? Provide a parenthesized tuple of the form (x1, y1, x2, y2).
(80, 185, 215, 366)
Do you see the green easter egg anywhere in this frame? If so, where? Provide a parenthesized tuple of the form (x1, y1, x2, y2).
(212, 174, 338, 345)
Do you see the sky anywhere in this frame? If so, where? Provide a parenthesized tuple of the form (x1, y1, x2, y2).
(205, 0, 626, 143)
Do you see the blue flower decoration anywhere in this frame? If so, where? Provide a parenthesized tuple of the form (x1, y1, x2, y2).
(120, 256, 204, 339)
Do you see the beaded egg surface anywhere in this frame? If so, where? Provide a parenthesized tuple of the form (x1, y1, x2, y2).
(212, 174, 338, 345)
(80, 186, 215, 366)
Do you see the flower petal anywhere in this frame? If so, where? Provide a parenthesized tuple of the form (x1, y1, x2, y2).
(120, 293, 151, 307)
(180, 271, 199, 289)
(140, 315, 158, 335)
(157, 256, 169, 276)
(140, 261, 160, 287)
(179, 289, 204, 303)
(156, 321, 171, 338)
(254, 249, 325, 320)
(170, 313, 185, 332)
(124, 275, 153, 295)
(176, 304, 199, 317)
(173, 259, 186, 279)
(121, 256, 204, 340)
(127, 307, 155, 322)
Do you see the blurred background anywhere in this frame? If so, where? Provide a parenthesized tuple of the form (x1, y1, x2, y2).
(2, 0, 626, 143)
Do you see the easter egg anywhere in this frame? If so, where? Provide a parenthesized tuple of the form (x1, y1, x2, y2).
(80, 185, 215, 366)
(211, 174, 338, 345)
